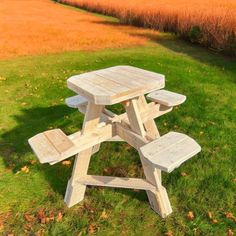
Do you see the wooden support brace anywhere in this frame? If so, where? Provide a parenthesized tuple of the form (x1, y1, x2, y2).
(77, 175, 156, 191)
(64, 102, 104, 207)
(122, 96, 172, 218)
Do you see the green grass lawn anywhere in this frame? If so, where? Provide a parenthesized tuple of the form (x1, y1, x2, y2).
(0, 35, 235, 235)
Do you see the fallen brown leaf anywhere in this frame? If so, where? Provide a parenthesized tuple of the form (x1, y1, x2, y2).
(164, 230, 173, 236)
(88, 223, 98, 234)
(24, 223, 33, 231)
(100, 209, 108, 219)
(37, 209, 46, 224)
(21, 166, 29, 173)
(35, 230, 44, 236)
(207, 211, 213, 219)
(0, 212, 11, 231)
(0, 76, 6, 81)
(233, 178, 236, 183)
(181, 172, 188, 177)
(227, 229, 234, 236)
(187, 211, 194, 220)
(225, 212, 236, 223)
(24, 214, 35, 222)
(30, 160, 37, 165)
(56, 212, 63, 222)
(225, 212, 234, 219)
(62, 160, 71, 166)
(211, 219, 218, 224)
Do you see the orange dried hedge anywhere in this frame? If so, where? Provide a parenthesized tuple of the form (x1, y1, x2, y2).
(59, 0, 236, 55)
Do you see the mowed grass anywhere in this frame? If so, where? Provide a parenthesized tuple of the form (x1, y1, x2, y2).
(0, 37, 235, 235)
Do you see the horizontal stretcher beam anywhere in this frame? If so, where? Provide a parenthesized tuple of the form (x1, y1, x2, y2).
(77, 175, 156, 191)
(78, 103, 172, 124)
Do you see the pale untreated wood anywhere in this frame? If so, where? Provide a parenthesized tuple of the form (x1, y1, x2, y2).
(123, 99, 146, 136)
(29, 131, 64, 163)
(76, 99, 172, 125)
(29, 66, 201, 218)
(137, 96, 160, 139)
(123, 96, 172, 217)
(77, 175, 156, 191)
(29, 124, 114, 165)
(147, 89, 186, 107)
(67, 66, 165, 105)
(44, 129, 74, 153)
(115, 122, 148, 150)
(64, 102, 104, 207)
(65, 95, 88, 108)
(140, 132, 201, 173)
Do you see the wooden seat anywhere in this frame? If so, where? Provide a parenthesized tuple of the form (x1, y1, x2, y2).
(147, 89, 186, 107)
(65, 95, 88, 108)
(140, 132, 201, 173)
(28, 129, 75, 163)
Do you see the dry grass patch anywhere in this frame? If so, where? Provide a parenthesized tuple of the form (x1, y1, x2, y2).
(0, 0, 156, 59)
(61, 0, 236, 54)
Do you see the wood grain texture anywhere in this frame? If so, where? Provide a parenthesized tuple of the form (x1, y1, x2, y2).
(65, 95, 88, 108)
(64, 102, 104, 207)
(147, 89, 186, 107)
(67, 66, 165, 105)
(77, 175, 156, 190)
(140, 132, 201, 172)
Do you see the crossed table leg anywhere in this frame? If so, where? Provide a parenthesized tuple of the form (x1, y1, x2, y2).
(29, 91, 200, 218)
(64, 96, 172, 218)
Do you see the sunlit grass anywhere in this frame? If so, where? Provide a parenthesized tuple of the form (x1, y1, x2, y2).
(0, 38, 235, 235)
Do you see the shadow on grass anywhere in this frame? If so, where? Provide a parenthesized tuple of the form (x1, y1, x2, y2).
(92, 19, 236, 80)
(0, 105, 149, 202)
(0, 105, 76, 195)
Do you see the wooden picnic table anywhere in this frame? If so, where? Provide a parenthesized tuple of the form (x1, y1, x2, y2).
(29, 66, 201, 218)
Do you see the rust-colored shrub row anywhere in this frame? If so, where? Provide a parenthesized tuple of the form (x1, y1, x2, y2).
(59, 0, 236, 55)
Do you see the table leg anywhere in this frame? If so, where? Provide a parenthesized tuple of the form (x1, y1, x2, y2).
(124, 97, 172, 217)
(64, 102, 104, 207)
(137, 95, 160, 139)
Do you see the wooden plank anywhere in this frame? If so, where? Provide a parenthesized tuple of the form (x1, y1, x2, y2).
(123, 96, 172, 218)
(137, 96, 160, 139)
(95, 68, 147, 88)
(140, 132, 201, 172)
(67, 66, 165, 105)
(65, 102, 104, 207)
(123, 99, 146, 136)
(67, 75, 113, 104)
(115, 122, 148, 149)
(82, 72, 129, 94)
(28, 132, 60, 163)
(49, 123, 114, 165)
(120, 65, 165, 82)
(147, 89, 186, 107)
(139, 152, 173, 217)
(65, 95, 88, 108)
(44, 129, 74, 154)
(77, 175, 156, 191)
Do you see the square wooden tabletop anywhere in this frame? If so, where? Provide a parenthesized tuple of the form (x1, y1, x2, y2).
(67, 65, 165, 105)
